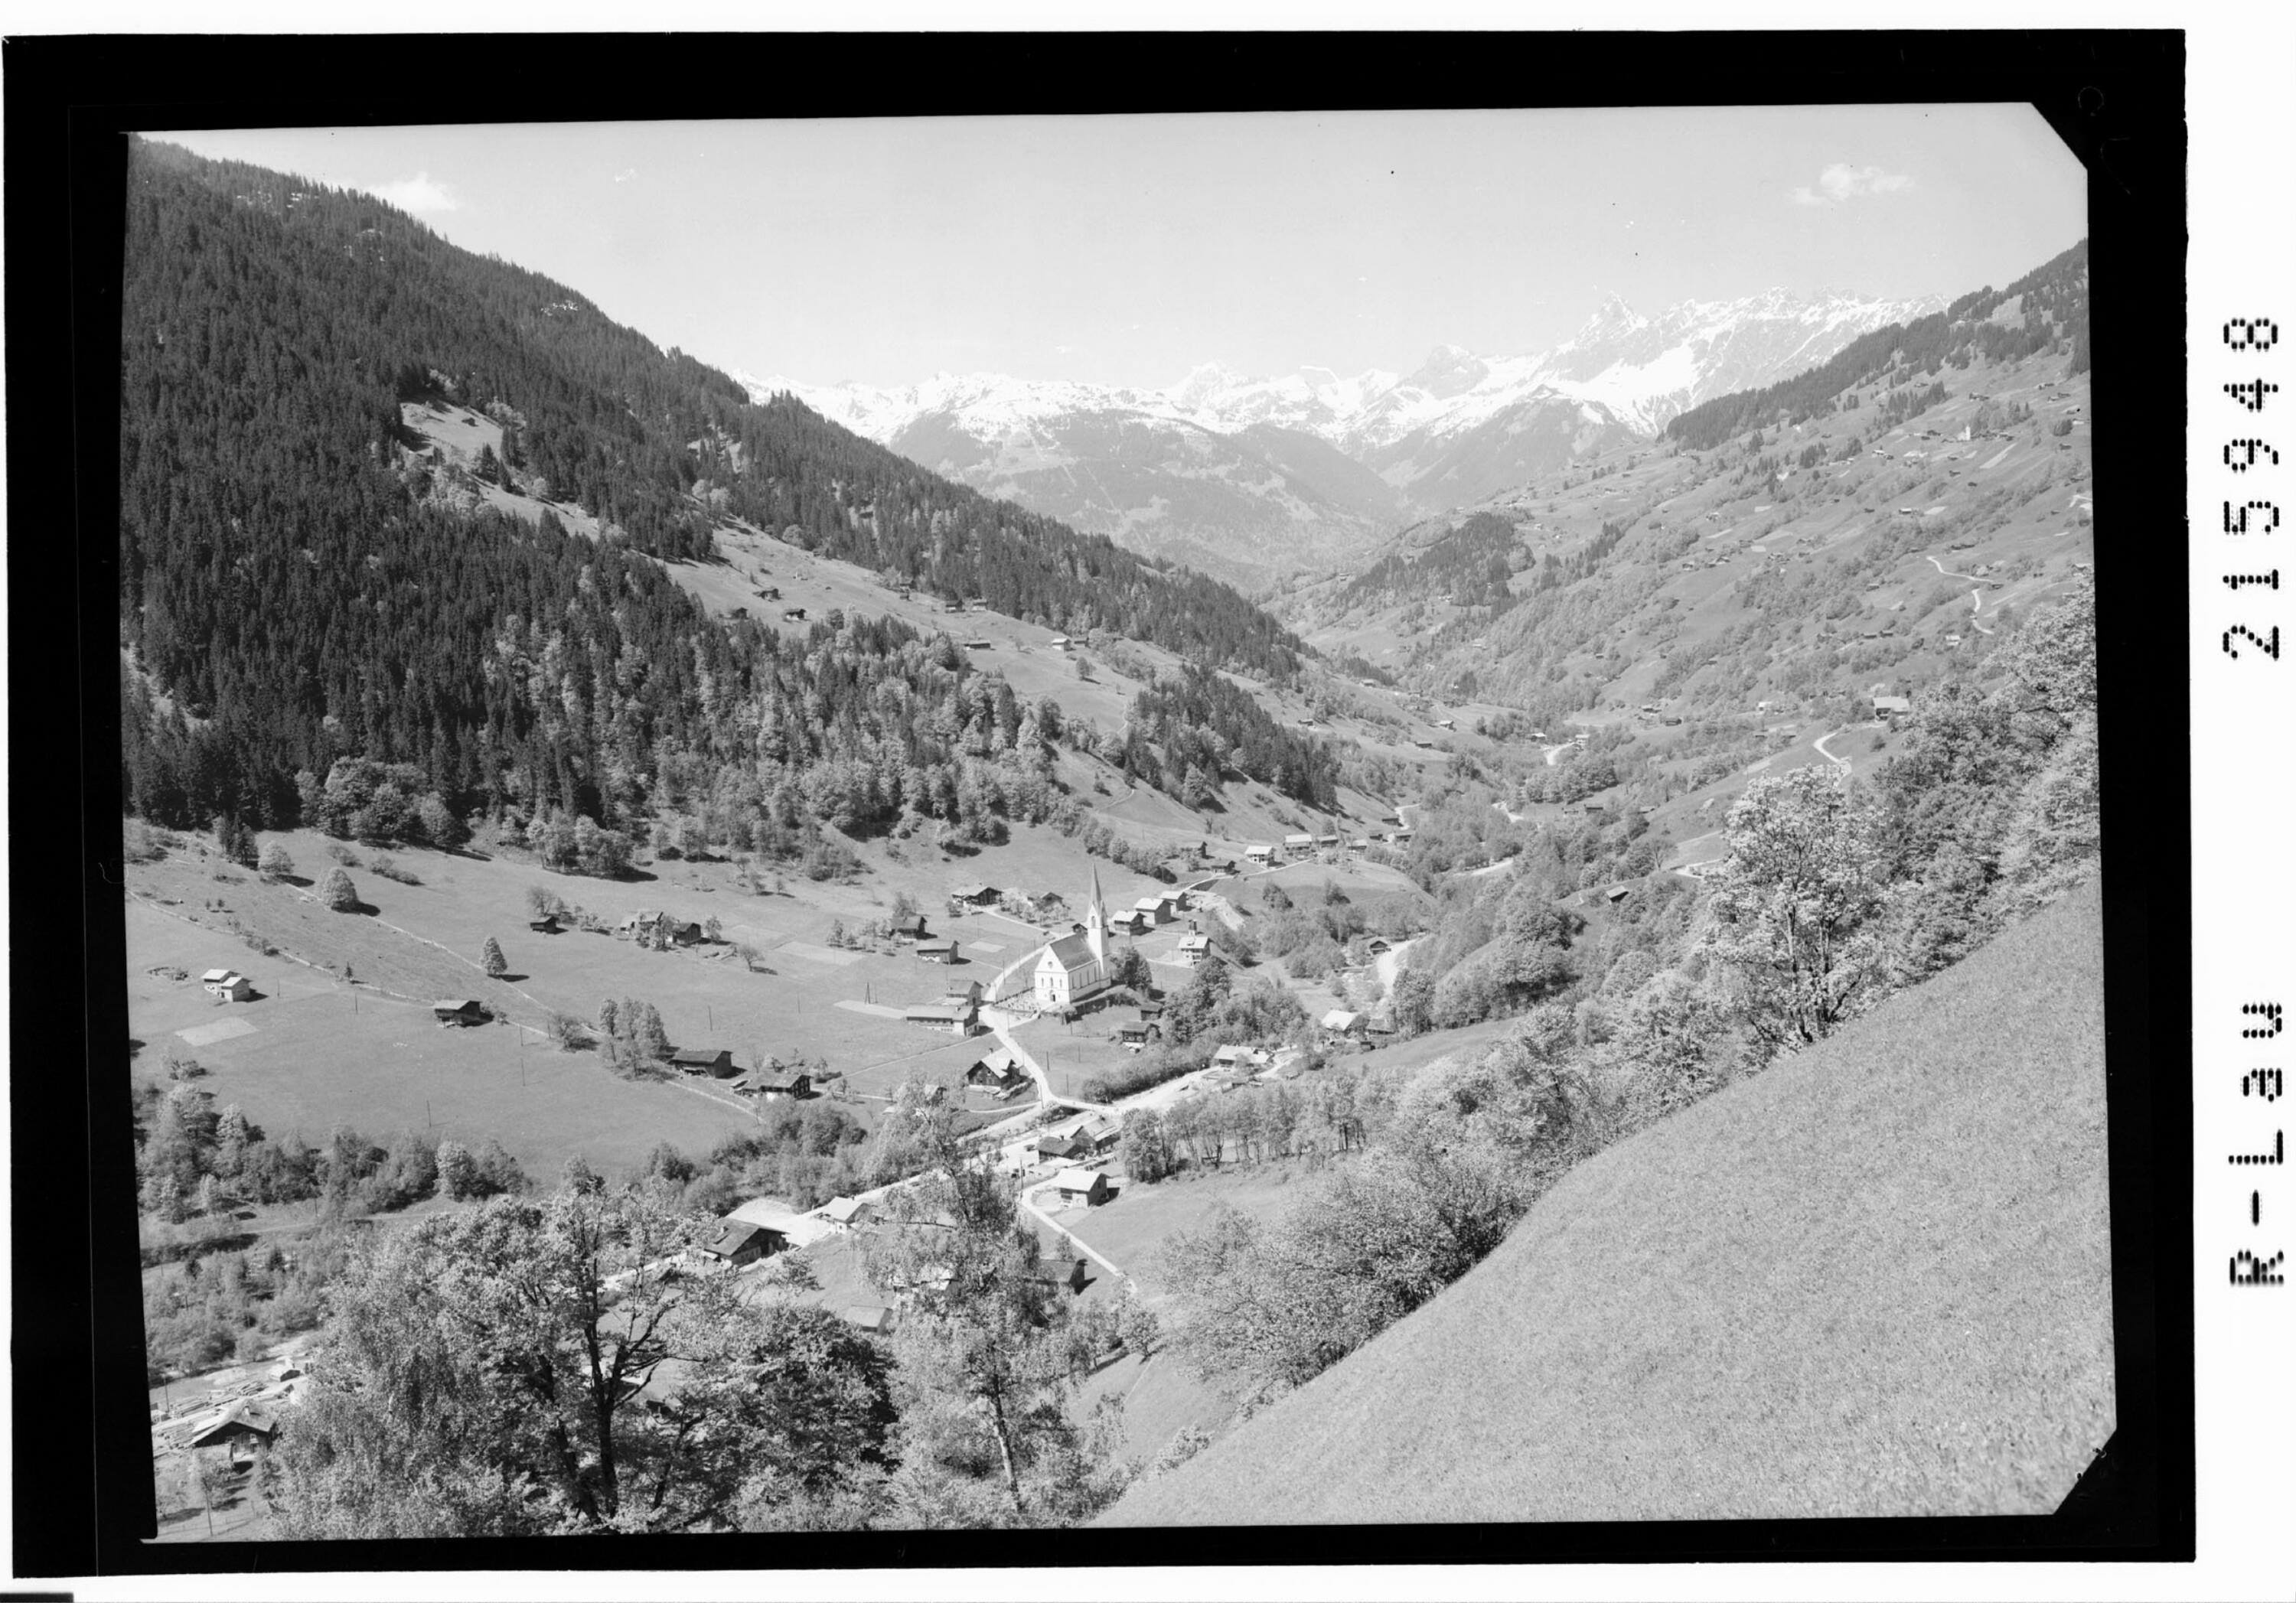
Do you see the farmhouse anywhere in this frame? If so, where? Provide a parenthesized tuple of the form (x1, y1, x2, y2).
(888, 913, 928, 941)
(1028, 1253, 1090, 1295)
(1874, 695, 1913, 715)
(693, 1219, 775, 1268)
(1243, 845, 1274, 864)
(822, 1196, 876, 1229)
(185, 1403, 279, 1457)
(739, 1067, 814, 1100)
(432, 998, 484, 1026)
(201, 969, 253, 1002)
(1365, 937, 1392, 955)
(782, 607, 807, 622)
(1175, 933, 1212, 964)
(1035, 924, 1110, 1011)
(528, 912, 561, 934)
(965, 1048, 1030, 1091)
(902, 996, 982, 1036)
(1320, 1008, 1364, 1038)
(725, 1198, 838, 1253)
(950, 882, 1000, 906)
(842, 1305, 895, 1333)
(667, 1047, 738, 1079)
(1048, 1168, 1110, 1207)
(1132, 896, 1169, 925)
(1212, 1044, 1267, 1070)
(1107, 908, 1151, 937)
(1117, 1020, 1159, 1050)
(915, 939, 960, 965)
(1035, 1128, 1093, 1162)
(618, 910, 703, 945)
(1283, 834, 1316, 852)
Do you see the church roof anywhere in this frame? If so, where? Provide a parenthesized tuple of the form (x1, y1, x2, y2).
(1044, 931, 1098, 972)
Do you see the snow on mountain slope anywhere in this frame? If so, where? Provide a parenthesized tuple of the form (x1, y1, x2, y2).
(734, 285, 1942, 572)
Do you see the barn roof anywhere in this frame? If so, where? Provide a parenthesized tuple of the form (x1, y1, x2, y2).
(725, 1201, 837, 1249)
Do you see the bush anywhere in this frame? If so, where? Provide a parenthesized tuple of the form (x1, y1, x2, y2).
(257, 843, 295, 881)
(325, 842, 361, 867)
(368, 853, 421, 885)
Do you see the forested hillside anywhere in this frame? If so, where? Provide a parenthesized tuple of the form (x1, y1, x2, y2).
(117, 139, 1313, 839)
(1664, 239, 2089, 450)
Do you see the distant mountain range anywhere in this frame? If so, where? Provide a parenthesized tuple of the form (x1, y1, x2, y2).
(740, 287, 1942, 584)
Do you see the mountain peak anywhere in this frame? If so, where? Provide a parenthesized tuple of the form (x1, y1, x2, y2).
(1401, 343, 1489, 400)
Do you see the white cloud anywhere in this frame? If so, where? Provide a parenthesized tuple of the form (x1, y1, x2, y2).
(1790, 162, 1913, 207)
(612, 168, 638, 184)
(373, 171, 461, 213)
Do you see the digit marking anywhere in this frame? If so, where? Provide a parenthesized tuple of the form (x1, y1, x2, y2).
(2231, 1249, 2285, 1285)
(2223, 501, 2281, 534)
(2223, 624, 2281, 660)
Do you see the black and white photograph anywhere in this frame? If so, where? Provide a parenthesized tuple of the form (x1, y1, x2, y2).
(15, 20, 2249, 1597)
(106, 99, 2118, 1538)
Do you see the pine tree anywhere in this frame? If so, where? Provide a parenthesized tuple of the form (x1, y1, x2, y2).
(481, 937, 507, 978)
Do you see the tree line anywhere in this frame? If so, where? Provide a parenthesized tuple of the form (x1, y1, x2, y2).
(119, 140, 1316, 857)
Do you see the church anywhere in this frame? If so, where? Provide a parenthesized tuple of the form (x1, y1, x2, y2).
(1032, 866, 1112, 1011)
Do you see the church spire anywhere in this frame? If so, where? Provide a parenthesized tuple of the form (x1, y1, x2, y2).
(1086, 865, 1108, 966)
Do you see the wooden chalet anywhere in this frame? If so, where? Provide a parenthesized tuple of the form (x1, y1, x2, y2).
(914, 939, 959, 964)
(1048, 1168, 1110, 1206)
(950, 882, 1001, 906)
(965, 1050, 1029, 1092)
(739, 1067, 814, 1100)
(527, 911, 562, 934)
(1116, 1019, 1160, 1048)
(667, 1047, 738, 1078)
(888, 913, 928, 940)
(185, 1403, 279, 1456)
(432, 998, 485, 1026)
(822, 1196, 876, 1228)
(904, 989, 983, 1034)
(694, 1219, 775, 1268)
(1034, 1128, 1093, 1162)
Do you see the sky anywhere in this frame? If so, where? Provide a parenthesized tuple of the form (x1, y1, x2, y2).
(153, 106, 2084, 393)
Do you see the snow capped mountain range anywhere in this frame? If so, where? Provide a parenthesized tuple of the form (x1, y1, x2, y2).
(735, 285, 1943, 582)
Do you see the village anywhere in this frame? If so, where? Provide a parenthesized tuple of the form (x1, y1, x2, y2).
(131, 811, 1435, 1535)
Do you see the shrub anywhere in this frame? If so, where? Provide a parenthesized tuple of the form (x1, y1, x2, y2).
(257, 842, 295, 881)
(368, 853, 421, 885)
(325, 842, 361, 867)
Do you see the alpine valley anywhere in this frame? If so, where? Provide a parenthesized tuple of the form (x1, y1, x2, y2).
(743, 287, 1942, 588)
(116, 130, 2108, 1544)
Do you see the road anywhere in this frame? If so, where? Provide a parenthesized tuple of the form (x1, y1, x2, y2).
(1812, 729, 1852, 770)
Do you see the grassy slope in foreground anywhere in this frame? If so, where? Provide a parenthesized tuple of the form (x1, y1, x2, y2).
(1101, 877, 2112, 1524)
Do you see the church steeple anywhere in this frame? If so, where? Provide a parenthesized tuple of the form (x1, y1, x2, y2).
(1086, 865, 1108, 966)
